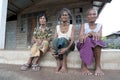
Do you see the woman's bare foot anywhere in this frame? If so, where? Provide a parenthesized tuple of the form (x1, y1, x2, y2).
(55, 66, 61, 73)
(94, 67, 104, 76)
(55, 59, 61, 73)
(59, 67, 67, 73)
(80, 68, 93, 75)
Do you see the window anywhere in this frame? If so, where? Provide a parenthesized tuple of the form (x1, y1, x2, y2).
(75, 14, 82, 28)
(76, 15, 82, 24)
(73, 8, 83, 28)
(20, 18, 27, 32)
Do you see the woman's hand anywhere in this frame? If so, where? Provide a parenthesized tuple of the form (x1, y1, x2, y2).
(46, 37, 51, 42)
(58, 47, 68, 54)
(94, 33, 101, 41)
(79, 34, 88, 43)
(89, 32, 101, 41)
(36, 39, 43, 45)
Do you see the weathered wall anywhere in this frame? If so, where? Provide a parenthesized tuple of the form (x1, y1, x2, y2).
(16, 18, 28, 49)
(5, 21, 16, 49)
(5, 2, 92, 49)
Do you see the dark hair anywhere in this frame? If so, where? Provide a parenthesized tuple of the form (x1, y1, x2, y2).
(37, 13, 48, 22)
(57, 8, 72, 24)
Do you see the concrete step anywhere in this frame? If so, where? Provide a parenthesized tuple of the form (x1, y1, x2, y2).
(0, 49, 120, 70)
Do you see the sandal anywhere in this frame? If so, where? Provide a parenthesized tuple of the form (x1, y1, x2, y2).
(20, 64, 31, 71)
(32, 64, 41, 71)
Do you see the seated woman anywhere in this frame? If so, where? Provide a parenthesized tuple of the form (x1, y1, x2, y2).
(77, 8, 106, 76)
(21, 13, 52, 71)
(50, 8, 75, 72)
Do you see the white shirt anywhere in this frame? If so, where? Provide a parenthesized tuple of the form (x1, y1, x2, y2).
(56, 24, 73, 40)
(84, 23, 102, 34)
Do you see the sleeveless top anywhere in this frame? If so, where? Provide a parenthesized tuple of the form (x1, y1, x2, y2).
(56, 24, 73, 40)
(84, 23, 102, 34)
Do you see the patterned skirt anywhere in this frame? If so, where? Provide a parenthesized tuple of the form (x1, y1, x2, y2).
(30, 40, 49, 57)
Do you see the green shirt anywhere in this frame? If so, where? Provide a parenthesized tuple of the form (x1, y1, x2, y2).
(33, 27, 52, 40)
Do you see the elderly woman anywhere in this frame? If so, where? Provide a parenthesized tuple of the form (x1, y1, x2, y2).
(77, 8, 106, 76)
(50, 8, 75, 72)
(21, 13, 52, 71)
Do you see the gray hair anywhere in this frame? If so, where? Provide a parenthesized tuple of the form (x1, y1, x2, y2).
(57, 8, 72, 24)
(86, 7, 98, 16)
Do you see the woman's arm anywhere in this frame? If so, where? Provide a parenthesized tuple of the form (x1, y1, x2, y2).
(78, 24, 87, 43)
(46, 28, 53, 42)
(67, 25, 75, 50)
(78, 24, 84, 40)
(54, 29, 58, 38)
(98, 26, 102, 37)
(32, 36, 37, 43)
(96, 26, 102, 40)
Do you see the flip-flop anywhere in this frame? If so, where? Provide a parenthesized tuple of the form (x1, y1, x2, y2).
(32, 64, 41, 71)
(20, 64, 31, 71)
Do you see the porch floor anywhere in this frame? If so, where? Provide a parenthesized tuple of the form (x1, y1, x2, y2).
(0, 64, 120, 80)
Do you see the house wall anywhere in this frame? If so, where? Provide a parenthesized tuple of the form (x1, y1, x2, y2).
(5, 19, 28, 50)
(5, 21, 16, 49)
(16, 18, 28, 49)
(6, 2, 92, 49)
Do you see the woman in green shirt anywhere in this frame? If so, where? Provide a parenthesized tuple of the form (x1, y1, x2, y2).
(21, 13, 52, 71)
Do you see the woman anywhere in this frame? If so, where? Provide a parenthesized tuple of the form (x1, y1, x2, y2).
(50, 8, 75, 72)
(21, 14, 52, 71)
(77, 8, 106, 76)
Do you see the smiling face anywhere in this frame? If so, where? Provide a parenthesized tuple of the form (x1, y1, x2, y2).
(60, 11, 69, 22)
(87, 9, 98, 23)
(39, 16, 46, 25)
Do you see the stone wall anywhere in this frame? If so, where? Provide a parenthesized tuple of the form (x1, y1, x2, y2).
(0, 49, 120, 70)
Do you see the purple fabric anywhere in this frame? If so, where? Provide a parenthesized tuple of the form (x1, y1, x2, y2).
(77, 37, 106, 66)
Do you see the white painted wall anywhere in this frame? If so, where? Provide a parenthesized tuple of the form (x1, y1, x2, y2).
(0, 0, 8, 49)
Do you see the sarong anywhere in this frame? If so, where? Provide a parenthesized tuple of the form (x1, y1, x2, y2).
(77, 37, 106, 65)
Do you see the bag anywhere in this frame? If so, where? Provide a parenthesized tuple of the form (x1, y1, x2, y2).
(70, 42, 75, 51)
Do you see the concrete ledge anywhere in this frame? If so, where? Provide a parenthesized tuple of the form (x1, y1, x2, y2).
(0, 49, 120, 70)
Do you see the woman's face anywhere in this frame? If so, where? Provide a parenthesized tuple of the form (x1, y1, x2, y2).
(87, 9, 98, 23)
(39, 16, 46, 25)
(60, 11, 69, 22)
